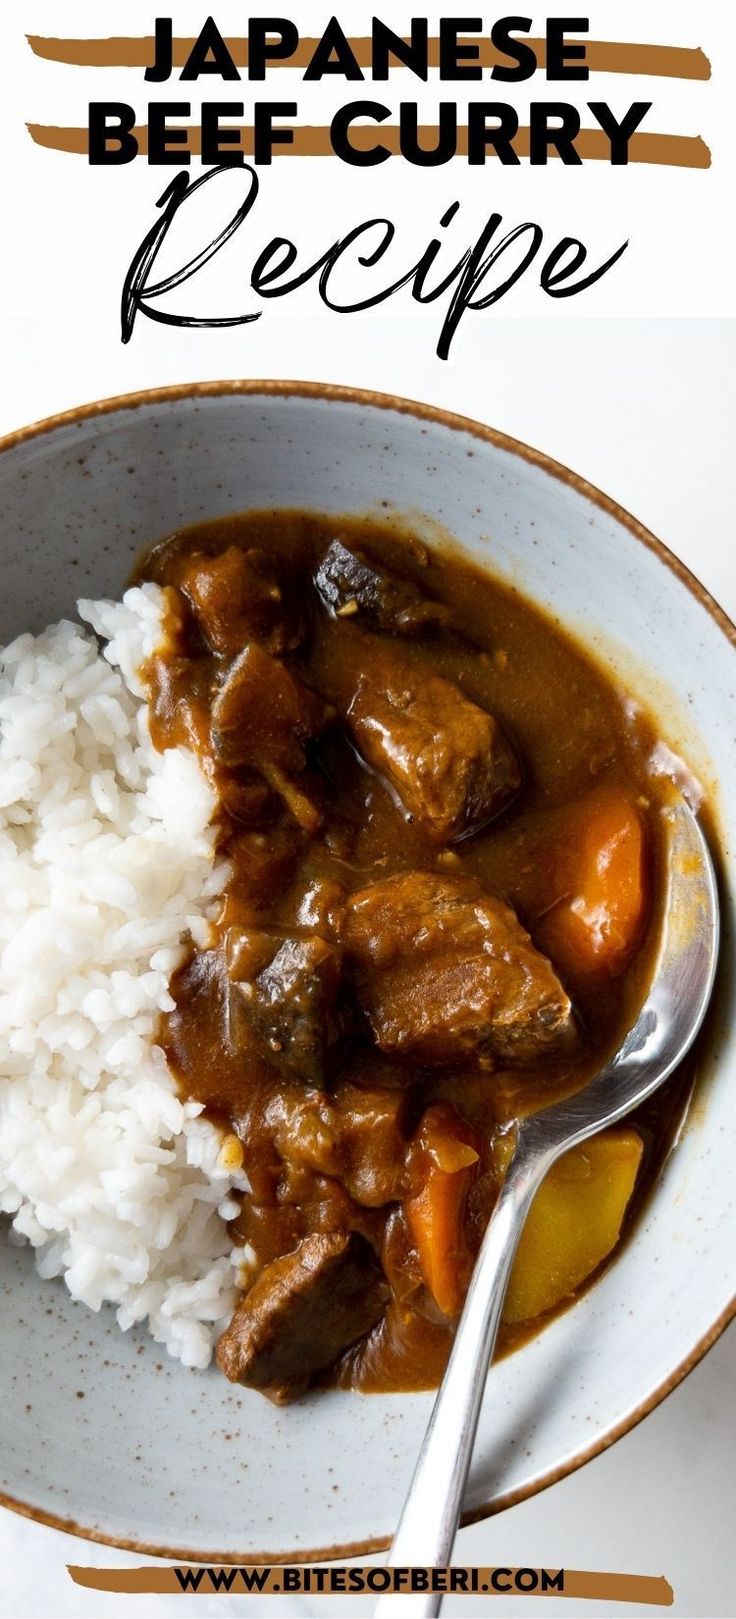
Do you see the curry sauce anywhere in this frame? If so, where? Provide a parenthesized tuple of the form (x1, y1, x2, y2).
(137, 511, 690, 1401)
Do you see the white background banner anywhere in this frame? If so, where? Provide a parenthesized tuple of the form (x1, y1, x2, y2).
(1, 0, 734, 370)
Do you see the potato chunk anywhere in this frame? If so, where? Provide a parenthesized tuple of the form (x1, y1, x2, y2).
(503, 1128, 644, 1324)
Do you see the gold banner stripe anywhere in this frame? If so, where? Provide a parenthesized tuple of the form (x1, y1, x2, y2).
(26, 34, 711, 82)
(67, 1565, 674, 1603)
(26, 122, 712, 170)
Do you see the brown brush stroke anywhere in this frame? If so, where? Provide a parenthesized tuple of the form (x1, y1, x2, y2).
(26, 34, 711, 82)
(67, 1565, 673, 1602)
(26, 122, 712, 171)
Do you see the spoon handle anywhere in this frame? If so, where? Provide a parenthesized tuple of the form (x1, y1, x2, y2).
(373, 1134, 555, 1619)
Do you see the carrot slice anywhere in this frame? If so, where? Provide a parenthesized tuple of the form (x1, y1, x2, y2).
(537, 786, 648, 978)
(405, 1106, 479, 1318)
(503, 1128, 644, 1325)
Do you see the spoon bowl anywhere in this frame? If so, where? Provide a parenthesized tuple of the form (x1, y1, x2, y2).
(376, 798, 719, 1617)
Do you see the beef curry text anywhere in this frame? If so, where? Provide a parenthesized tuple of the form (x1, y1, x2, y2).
(139, 512, 683, 1404)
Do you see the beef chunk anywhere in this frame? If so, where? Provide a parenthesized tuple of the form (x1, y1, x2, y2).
(343, 872, 574, 1066)
(234, 1179, 363, 1270)
(227, 927, 344, 1084)
(348, 661, 521, 843)
(243, 1080, 408, 1206)
(265, 1088, 342, 1181)
(211, 644, 329, 832)
(332, 1082, 410, 1207)
(216, 1231, 389, 1402)
(212, 644, 326, 771)
(181, 547, 303, 656)
(314, 539, 455, 637)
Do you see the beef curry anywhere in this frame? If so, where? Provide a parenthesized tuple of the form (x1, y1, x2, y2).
(138, 512, 687, 1404)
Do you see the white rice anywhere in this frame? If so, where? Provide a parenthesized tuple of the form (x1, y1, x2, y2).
(0, 585, 247, 1369)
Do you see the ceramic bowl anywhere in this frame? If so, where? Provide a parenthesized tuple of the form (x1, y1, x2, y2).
(0, 382, 734, 1560)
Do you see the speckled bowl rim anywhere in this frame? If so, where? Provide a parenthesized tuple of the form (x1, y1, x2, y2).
(0, 378, 734, 1565)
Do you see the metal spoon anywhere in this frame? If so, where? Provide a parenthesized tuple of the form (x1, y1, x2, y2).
(374, 798, 719, 1618)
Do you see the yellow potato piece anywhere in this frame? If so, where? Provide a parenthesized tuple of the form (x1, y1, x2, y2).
(503, 1128, 644, 1325)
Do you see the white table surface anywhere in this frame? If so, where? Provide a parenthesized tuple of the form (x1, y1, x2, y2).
(1, 316, 734, 1618)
